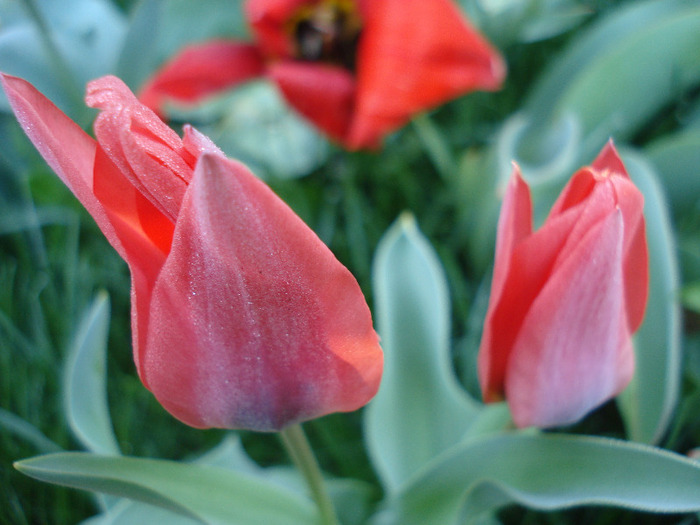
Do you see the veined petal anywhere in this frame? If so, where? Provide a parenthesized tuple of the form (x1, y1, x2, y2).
(604, 174, 647, 332)
(593, 142, 648, 331)
(478, 167, 532, 401)
(139, 41, 265, 113)
(88, 76, 195, 221)
(479, 206, 578, 402)
(269, 61, 355, 144)
(348, 0, 505, 148)
(552, 155, 647, 332)
(506, 210, 633, 428)
(548, 168, 598, 218)
(493, 167, 533, 295)
(144, 153, 382, 431)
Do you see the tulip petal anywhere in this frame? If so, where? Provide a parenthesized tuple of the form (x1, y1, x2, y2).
(0, 74, 154, 266)
(595, 145, 649, 332)
(551, 144, 648, 332)
(492, 167, 534, 297)
(144, 153, 382, 431)
(506, 210, 633, 428)
(1, 74, 173, 385)
(348, 0, 505, 148)
(478, 167, 533, 401)
(548, 168, 598, 218)
(1, 75, 101, 235)
(139, 41, 265, 114)
(479, 205, 579, 402)
(592, 139, 628, 178)
(269, 61, 355, 144)
(87, 76, 196, 222)
(246, 0, 308, 58)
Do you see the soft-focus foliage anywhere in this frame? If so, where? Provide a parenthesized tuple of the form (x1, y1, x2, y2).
(2, 1, 700, 524)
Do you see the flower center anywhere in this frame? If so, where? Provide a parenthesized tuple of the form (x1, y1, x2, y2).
(289, 0, 361, 70)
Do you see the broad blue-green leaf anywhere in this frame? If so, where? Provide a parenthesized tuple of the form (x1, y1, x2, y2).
(82, 434, 260, 525)
(525, 0, 696, 119)
(193, 433, 261, 474)
(374, 433, 700, 525)
(617, 150, 682, 444)
(115, 0, 163, 91)
(366, 214, 480, 493)
(156, 0, 248, 60)
(494, 111, 582, 205)
(174, 81, 329, 179)
(80, 499, 200, 525)
(646, 129, 700, 215)
(64, 292, 119, 455)
(556, 6, 700, 150)
(0, 0, 126, 122)
(495, 0, 700, 189)
(15, 452, 317, 525)
(464, 0, 590, 46)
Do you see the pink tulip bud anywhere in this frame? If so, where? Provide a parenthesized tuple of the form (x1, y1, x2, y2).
(478, 142, 648, 428)
(2, 73, 383, 432)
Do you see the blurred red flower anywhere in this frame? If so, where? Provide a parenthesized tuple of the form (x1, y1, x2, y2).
(478, 142, 649, 428)
(139, 0, 505, 149)
(2, 73, 383, 432)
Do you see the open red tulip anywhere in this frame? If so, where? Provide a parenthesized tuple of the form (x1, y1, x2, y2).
(2, 73, 383, 432)
(139, 0, 505, 150)
(478, 141, 649, 429)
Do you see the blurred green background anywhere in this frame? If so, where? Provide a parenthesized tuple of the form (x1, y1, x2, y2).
(1, 0, 700, 523)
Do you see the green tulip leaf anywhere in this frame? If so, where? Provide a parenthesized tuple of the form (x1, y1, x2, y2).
(0, 0, 126, 123)
(15, 452, 317, 525)
(156, 0, 248, 60)
(646, 129, 700, 215)
(64, 292, 120, 456)
(375, 433, 700, 525)
(115, 0, 163, 91)
(499, 0, 700, 187)
(525, 0, 696, 119)
(192, 433, 262, 473)
(552, 2, 700, 159)
(366, 214, 480, 493)
(80, 434, 261, 525)
(80, 498, 200, 525)
(617, 150, 682, 444)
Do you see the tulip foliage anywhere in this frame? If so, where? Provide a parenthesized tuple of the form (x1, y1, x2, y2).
(1, 1, 700, 525)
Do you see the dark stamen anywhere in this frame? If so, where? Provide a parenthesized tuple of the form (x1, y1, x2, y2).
(292, 2, 361, 70)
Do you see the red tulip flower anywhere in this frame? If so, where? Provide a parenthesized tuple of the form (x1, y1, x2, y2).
(2, 73, 383, 432)
(139, 0, 505, 150)
(478, 142, 648, 429)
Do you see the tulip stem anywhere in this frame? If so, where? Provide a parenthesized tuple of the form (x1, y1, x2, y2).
(412, 113, 457, 180)
(280, 424, 340, 525)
